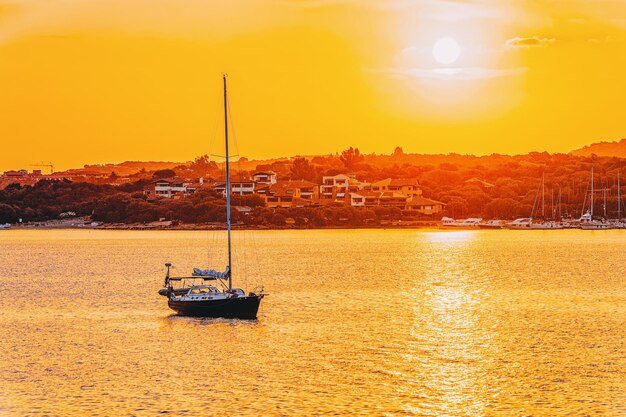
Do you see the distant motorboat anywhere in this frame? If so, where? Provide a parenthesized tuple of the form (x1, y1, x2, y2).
(440, 217, 482, 229)
(506, 218, 563, 230)
(456, 218, 482, 227)
(607, 219, 626, 229)
(440, 217, 457, 228)
(0, 223, 11, 229)
(478, 219, 506, 229)
(559, 218, 580, 229)
(528, 220, 564, 230)
(506, 218, 533, 229)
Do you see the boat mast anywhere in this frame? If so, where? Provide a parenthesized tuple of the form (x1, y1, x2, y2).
(551, 188, 554, 220)
(618, 169, 621, 220)
(558, 186, 562, 220)
(223, 74, 233, 290)
(602, 181, 609, 219)
(590, 167, 594, 218)
(542, 172, 545, 219)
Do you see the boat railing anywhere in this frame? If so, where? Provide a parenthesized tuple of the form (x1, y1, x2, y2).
(250, 285, 266, 296)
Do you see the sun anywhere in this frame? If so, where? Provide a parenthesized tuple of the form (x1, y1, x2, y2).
(432, 37, 461, 65)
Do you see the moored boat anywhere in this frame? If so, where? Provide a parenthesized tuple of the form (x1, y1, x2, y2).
(478, 219, 505, 229)
(453, 218, 482, 228)
(579, 211, 611, 230)
(528, 220, 563, 229)
(578, 167, 611, 230)
(506, 218, 532, 229)
(439, 217, 457, 229)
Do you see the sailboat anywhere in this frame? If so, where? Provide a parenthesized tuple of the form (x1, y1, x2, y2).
(507, 173, 562, 229)
(580, 167, 610, 230)
(158, 75, 266, 319)
(528, 173, 562, 229)
(609, 169, 626, 229)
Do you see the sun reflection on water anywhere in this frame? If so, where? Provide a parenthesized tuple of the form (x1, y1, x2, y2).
(405, 229, 496, 416)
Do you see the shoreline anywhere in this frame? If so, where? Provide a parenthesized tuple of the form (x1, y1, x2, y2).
(6, 223, 626, 232)
(4, 217, 625, 231)
(4, 221, 441, 231)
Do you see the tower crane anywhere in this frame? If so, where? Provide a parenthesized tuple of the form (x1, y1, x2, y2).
(30, 162, 54, 175)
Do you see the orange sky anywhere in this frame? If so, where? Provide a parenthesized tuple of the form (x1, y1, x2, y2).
(1, 0, 625, 171)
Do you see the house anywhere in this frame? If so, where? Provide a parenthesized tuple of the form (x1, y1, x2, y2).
(377, 191, 409, 208)
(143, 178, 193, 199)
(254, 184, 271, 196)
(348, 191, 408, 208)
(405, 197, 446, 215)
(3, 170, 28, 178)
(213, 179, 256, 195)
(348, 192, 367, 207)
(252, 171, 277, 185)
(264, 180, 319, 208)
(65, 170, 109, 180)
(367, 178, 422, 199)
(320, 174, 364, 201)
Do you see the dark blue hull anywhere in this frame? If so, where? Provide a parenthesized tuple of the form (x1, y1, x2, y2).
(168, 295, 263, 319)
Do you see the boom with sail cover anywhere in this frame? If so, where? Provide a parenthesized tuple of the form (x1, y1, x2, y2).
(192, 267, 230, 279)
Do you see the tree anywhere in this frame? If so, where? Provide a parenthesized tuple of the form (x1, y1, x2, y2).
(290, 157, 317, 181)
(153, 169, 176, 179)
(230, 194, 266, 207)
(339, 147, 364, 170)
(484, 198, 522, 219)
(271, 212, 287, 226)
(393, 146, 404, 156)
(0, 203, 17, 223)
(92, 193, 131, 223)
(190, 155, 218, 177)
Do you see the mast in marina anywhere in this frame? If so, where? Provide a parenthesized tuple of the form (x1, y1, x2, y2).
(223, 74, 233, 291)
(618, 169, 622, 220)
(542, 172, 545, 219)
(590, 167, 594, 218)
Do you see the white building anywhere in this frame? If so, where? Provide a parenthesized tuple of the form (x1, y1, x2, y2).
(143, 178, 193, 199)
(252, 171, 277, 185)
(214, 180, 256, 195)
(320, 174, 364, 200)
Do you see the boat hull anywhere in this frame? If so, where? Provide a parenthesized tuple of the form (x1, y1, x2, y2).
(168, 295, 263, 319)
(580, 224, 611, 230)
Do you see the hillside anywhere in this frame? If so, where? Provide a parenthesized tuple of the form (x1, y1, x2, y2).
(570, 139, 626, 158)
(71, 161, 184, 176)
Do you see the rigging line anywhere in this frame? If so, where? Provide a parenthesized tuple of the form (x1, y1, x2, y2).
(225, 84, 240, 160)
(530, 179, 541, 220)
(239, 227, 245, 290)
(225, 87, 246, 193)
(224, 79, 255, 290)
(206, 81, 223, 269)
(251, 228, 262, 287)
(581, 176, 590, 218)
(242, 228, 248, 291)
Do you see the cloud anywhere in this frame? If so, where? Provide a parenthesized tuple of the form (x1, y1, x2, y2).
(371, 66, 526, 81)
(283, 0, 508, 19)
(505, 36, 556, 49)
